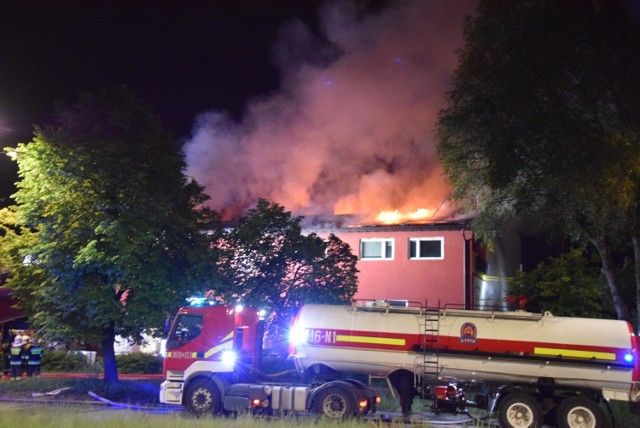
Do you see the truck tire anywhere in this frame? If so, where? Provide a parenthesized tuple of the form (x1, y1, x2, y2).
(184, 379, 221, 416)
(314, 386, 356, 419)
(556, 396, 603, 428)
(498, 392, 543, 428)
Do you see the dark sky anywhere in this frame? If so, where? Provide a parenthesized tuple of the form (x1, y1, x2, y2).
(0, 0, 328, 201)
(0, 0, 335, 135)
(0, 0, 477, 220)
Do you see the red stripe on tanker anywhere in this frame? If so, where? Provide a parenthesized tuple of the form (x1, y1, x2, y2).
(298, 326, 630, 364)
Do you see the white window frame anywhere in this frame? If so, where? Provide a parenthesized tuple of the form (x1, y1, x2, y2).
(408, 237, 444, 260)
(360, 238, 395, 260)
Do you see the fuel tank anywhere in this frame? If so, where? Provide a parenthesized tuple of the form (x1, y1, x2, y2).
(291, 302, 639, 395)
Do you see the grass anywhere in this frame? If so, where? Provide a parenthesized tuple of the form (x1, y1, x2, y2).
(0, 409, 397, 428)
(1, 377, 639, 427)
(0, 377, 162, 405)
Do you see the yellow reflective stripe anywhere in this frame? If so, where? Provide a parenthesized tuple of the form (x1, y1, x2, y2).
(534, 347, 616, 361)
(336, 334, 405, 346)
(167, 352, 197, 358)
(204, 330, 234, 358)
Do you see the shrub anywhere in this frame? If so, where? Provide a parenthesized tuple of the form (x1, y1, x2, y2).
(116, 352, 162, 374)
(41, 350, 92, 372)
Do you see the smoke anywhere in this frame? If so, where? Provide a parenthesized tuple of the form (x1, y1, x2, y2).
(185, 0, 476, 222)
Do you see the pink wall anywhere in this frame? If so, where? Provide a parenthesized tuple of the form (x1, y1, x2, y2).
(309, 224, 473, 308)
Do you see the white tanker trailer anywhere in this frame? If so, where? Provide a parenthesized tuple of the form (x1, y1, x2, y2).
(290, 301, 640, 427)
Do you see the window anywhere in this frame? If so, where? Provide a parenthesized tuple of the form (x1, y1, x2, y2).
(166, 314, 203, 349)
(360, 238, 394, 260)
(409, 237, 444, 260)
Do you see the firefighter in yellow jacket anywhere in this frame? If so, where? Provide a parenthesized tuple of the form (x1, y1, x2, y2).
(26, 337, 43, 377)
(9, 335, 25, 381)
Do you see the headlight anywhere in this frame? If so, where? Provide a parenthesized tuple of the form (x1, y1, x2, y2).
(289, 324, 309, 345)
(221, 350, 236, 366)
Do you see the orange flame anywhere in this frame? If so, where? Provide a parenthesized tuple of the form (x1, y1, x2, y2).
(376, 208, 435, 224)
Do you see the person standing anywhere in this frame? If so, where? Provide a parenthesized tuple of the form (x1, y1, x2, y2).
(1, 333, 11, 377)
(0, 341, 6, 378)
(21, 336, 31, 376)
(26, 338, 43, 377)
(9, 335, 24, 381)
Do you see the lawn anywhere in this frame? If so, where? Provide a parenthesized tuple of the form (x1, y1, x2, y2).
(1, 377, 639, 427)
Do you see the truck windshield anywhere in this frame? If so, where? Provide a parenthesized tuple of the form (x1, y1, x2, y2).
(166, 314, 203, 349)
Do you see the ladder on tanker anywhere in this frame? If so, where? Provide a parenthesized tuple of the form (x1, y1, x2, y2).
(421, 301, 442, 404)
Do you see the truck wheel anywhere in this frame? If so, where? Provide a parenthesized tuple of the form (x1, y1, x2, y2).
(184, 379, 221, 416)
(556, 396, 603, 428)
(498, 392, 542, 428)
(315, 386, 355, 419)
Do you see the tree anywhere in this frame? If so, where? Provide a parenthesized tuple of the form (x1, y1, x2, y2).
(2, 87, 217, 382)
(215, 199, 358, 351)
(509, 248, 607, 318)
(437, 0, 640, 325)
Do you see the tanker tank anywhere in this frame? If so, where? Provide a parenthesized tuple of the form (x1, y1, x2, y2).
(291, 302, 638, 395)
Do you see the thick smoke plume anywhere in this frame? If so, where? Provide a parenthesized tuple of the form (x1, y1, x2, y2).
(185, 0, 476, 223)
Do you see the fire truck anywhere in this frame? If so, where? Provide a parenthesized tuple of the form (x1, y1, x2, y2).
(160, 300, 640, 427)
(159, 303, 378, 419)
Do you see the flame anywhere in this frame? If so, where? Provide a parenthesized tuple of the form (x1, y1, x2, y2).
(376, 208, 435, 224)
(377, 210, 401, 224)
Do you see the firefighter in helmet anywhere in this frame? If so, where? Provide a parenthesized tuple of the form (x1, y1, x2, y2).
(26, 337, 43, 377)
(9, 335, 25, 381)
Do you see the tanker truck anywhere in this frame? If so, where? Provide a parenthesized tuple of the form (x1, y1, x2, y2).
(160, 300, 640, 427)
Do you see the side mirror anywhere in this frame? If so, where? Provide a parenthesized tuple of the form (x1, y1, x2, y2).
(164, 316, 175, 337)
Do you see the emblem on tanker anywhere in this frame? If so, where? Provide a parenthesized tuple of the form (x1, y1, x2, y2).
(459, 322, 478, 344)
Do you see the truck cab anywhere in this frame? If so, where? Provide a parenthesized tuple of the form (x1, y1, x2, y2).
(159, 303, 378, 419)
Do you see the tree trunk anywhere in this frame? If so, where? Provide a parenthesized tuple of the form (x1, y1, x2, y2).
(101, 321, 119, 383)
(632, 233, 640, 333)
(592, 237, 631, 322)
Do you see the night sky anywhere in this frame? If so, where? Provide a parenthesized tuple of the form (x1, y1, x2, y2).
(0, 0, 328, 202)
(0, 0, 477, 220)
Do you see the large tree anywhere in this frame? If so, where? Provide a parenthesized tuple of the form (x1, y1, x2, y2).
(2, 87, 217, 382)
(214, 199, 358, 351)
(437, 0, 640, 325)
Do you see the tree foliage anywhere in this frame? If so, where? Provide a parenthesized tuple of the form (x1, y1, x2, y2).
(437, 0, 640, 324)
(1, 87, 217, 382)
(214, 199, 358, 350)
(510, 249, 607, 318)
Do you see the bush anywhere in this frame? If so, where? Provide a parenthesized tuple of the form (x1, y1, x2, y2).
(116, 352, 162, 374)
(41, 350, 92, 372)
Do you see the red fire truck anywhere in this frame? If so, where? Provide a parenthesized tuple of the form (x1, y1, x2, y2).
(160, 300, 640, 427)
(159, 303, 378, 419)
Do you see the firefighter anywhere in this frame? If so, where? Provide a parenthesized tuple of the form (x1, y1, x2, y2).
(0, 341, 4, 378)
(2, 331, 13, 377)
(22, 336, 31, 375)
(26, 338, 43, 377)
(9, 335, 24, 381)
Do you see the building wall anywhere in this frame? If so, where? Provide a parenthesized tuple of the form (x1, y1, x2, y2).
(308, 224, 473, 308)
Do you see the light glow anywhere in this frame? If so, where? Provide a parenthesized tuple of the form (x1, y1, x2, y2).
(221, 350, 236, 366)
(187, 297, 206, 306)
(289, 324, 309, 345)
